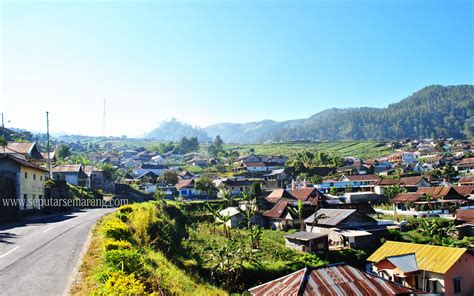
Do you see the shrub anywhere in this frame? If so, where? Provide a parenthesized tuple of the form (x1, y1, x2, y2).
(102, 219, 133, 242)
(103, 239, 134, 251)
(105, 249, 144, 274)
(98, 272, 147, 296)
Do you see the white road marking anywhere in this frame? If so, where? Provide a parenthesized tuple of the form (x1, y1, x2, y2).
(42, 227, 54, 233)
(0, 246, 20, 258)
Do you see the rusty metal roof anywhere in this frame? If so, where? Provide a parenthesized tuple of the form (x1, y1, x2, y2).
(367, 241, 468, 274)
(248, 264, 413, 296)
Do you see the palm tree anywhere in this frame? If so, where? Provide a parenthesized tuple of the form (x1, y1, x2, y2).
(309, 210, 328, 233)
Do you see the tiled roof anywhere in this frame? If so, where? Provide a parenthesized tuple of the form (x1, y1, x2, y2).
(456, 209, 474, 223)
(175, 179, 194, 190)
(416, 186, 464, 199)
(458, 175, 474, 183)
(248, 264, 413, 296)
(454, 186, 474, 196)
(400, 176, 425, 186)
(367, 241, 468, 274)
(265, 189, 295, 203)
(392, 193, 423, 202)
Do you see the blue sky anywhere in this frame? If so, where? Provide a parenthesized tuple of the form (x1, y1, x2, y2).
(1, 0, 472, 136)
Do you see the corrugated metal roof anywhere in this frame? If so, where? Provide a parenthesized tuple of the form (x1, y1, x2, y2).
(304, 209, 356, 226)
(386, 254, 418, 273)
(248, 264, 413, 296)
(367, 241, 467, 274)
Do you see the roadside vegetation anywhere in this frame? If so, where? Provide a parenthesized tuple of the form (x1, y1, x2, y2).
(73, 200, 372, 294)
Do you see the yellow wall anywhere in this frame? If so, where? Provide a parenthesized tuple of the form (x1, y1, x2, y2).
(19, 166, 46, 210)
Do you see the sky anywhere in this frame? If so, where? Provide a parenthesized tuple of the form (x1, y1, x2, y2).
(1, 0, 472, 137)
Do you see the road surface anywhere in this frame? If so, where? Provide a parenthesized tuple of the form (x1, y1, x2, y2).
(0, 208, 115, 296)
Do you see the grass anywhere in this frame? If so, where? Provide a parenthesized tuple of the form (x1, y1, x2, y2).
(224, 141, 394, 159)
(71, 202, 226, 295)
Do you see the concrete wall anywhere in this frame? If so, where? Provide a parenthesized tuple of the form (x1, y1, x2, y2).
(19, 166, 46, 210)
(444, 253, 474, 296)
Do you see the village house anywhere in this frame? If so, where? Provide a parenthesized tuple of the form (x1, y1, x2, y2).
(455, 208, 474, 237)
(304, 208, 386, 249)
(213, 178, 253, 195)
(52, 164, 88, 186)
(388, 151, 417, 164)
(235, 161, 281, 173)
(316, 174, 381, 193)
(133, 163, 168, 178)
(262, 198, 311, 230)
(217, 207, 245, 228)
(455, 157, 474, 173)
(368, 241, 474, 296)
(458, 175, 474, 186)
(235, 153, 262, 164)
(0, 154, 48, 212)
(175, 179, 206, 198)
(284, 232, 328, 255)
(263, 168, 286, 189)
(186, 158, 208, 167)
(248, 263, 414, 296)
(336, 161, 373, 175)
(5, 142, 44, 161)
(83, 165, 106, 190)
(373, 175, 431, 195)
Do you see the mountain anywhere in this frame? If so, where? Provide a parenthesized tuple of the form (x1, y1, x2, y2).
(206, 85, 474, 143)
(144, 85, 474, 143)
(145, 118, 211, 142)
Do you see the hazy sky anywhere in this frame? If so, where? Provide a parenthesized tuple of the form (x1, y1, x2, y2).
(1, 0, 472, 137)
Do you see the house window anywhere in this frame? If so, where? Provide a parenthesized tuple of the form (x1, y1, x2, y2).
(23, 194, 27, 209)
(40, 175, 43, 181)
(453, 278, 461, 294)
(25, 172, 28, 179)
(33, 174, 36, 180)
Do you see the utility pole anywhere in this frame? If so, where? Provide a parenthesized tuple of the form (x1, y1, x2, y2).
(46, 111, 52, 178)
(1, 113, 5, 139)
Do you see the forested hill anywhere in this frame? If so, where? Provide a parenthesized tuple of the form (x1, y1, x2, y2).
(144, 85, 473, 143)
(145, 118, 211, 142)
(265, 85, 473, 142)
(205, 85, 473, 143)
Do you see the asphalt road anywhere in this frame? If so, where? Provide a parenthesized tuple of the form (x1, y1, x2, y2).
(0, 208, 115, 296)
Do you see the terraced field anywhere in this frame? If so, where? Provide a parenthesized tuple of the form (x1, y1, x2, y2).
(225, 141, 394, 159)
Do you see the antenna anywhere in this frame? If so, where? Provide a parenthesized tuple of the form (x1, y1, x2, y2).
(46, 111, 52, 178)
(103, 98, 106, 136)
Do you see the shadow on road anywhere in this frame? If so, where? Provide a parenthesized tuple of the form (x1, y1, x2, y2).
(0, 232, 18, 244)
(0, 209, 88, 233)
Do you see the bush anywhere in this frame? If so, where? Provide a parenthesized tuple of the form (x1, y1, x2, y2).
(105, 249, 144, 274)
(98, 272, 147, 296)
(103, 240, 134, 251)
(102, 219, 133, 242)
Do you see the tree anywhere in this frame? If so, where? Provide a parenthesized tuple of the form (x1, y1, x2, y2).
(159, 170, 178, 186)
(250, 182, 263, 198)
(440, 163, 456, 183)
(178, 136, 199, 153)
(329, 186, 338, 196)
(0, 136, 7, 154)
(195, 176, 218, 197)
(206, 203, 231, 238)
(154, 190, 166, 201)
(309, 211, 329, 233)
(206, 238, 259, 289)
(56, 145, 72, 160)
(218, 188, 234, 207)
(287, 200, 305, 231)
(214, 135, 224, 152)
(384, 184, 407, 200)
